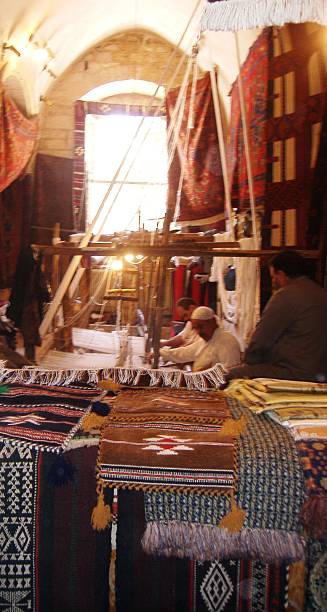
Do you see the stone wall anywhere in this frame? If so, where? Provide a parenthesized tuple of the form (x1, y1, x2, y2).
(38, 29, 187, 158)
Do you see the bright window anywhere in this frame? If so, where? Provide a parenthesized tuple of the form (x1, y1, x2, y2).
(85, 113, 168, 234)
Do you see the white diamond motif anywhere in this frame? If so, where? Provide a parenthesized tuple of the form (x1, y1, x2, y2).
(200, 561, 233, 611)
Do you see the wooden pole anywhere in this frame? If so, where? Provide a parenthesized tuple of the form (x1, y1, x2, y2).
(210, 68, 235, 240)
(234, 31, 259, 248)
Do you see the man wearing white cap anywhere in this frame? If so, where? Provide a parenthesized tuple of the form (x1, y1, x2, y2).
(160, 306, 240, 372)
(190, 306, 241, 372)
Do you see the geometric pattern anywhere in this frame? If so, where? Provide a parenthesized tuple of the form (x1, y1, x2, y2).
(195, 557, 288, 612)
(0, 440, 39, 612)
(0, 383, 103, 451)
(200, 561, 233, 611)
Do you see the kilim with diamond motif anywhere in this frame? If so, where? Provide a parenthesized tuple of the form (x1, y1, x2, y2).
(115, 489, 291, 612)
(0, 439, 39, 612)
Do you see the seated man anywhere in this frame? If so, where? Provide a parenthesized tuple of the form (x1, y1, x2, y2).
(160, 306, 241, 371)
(159, 297, 206, 365)
(227, 250, 327, 382)
(190, 306, 241, 372)
(160, 297, 199, 349)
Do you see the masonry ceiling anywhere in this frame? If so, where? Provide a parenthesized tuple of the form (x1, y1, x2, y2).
(1, 0, 262, 115)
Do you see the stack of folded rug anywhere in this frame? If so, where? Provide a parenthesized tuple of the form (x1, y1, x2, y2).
(225, 378, 327, 441)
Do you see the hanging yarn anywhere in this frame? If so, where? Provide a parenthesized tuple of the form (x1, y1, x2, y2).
(218, 415, 246, 438)
(82, 412, 109, 432)
(218, 494, 246, 533)
(91, 482, 112, 531)
(91, 401, 111, 416)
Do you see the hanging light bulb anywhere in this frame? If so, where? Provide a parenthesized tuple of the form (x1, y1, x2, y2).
(110, 259, 123, 271)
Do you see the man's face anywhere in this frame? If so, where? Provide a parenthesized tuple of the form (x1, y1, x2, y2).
(176, 306, 188, 321)
(269, 266, 288, 291)
(191, 318, 216, 341)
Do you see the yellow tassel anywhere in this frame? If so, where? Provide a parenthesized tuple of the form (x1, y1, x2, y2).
(218, 415, 246, 438)
(99, 378, 121, 393)
(82, 412, 108, 432)
(218, 495, 246, 533)
(91, 485, 112, 530)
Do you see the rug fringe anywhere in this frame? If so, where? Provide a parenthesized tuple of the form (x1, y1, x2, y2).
(0, 364, 226, 390)
(141, 521, 305, 563)
(200, 0, 327, 32)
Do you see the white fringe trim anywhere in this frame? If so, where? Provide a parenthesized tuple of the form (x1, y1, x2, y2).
(201, 0, 327, 32)
(0, 364, 226, 391)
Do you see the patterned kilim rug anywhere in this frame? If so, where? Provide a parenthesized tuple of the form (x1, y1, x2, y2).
(297, 439, 327, 540)
(142, 396, 306, 564)
(0, 439, 40, 611)
(0, 436, 111, 612)
(115, 489, 293, 612)
(110, 388, 231, 422)
(99, 389, 237, 492)
(0, 382, 104, 451)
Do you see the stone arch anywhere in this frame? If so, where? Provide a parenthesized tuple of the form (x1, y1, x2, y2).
(38, 29, 186, 158)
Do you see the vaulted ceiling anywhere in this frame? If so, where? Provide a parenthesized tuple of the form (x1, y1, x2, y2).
(1, 0, 261, 115)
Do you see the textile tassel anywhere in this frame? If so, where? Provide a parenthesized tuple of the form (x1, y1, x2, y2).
(218, 493, 246, 533)
(99, 378, 122, 393)
(91, 482, 112, 531)
(82, 412, 108, 432)
(109, 488, 118, 612)
(47, 453, 76, 486)
(218, 415, 246, 438)
(91, 401, 110, 416)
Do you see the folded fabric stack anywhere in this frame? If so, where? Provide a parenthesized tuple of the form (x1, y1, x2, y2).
(225, 378, 327, 441)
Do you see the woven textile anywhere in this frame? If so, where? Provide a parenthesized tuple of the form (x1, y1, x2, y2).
(0, 91, 38, 193)
(115, 489, 293, 612)
(100, 425, 234, 492)
(33, 154, 74, 245)
(111, 388, 230, 422)
(228, 29, 270, 212)
(143, 397, 305, 563)
(0, 174, 33, 288)
(99, 388, 237, 492)
(166, 73, 225, 225)
(0, 383, 104, 451)
(306, 539, 327, 612)
(0, 440, 39, 611)
(297, 440, 327, 539)
(37, 445, 111, 612)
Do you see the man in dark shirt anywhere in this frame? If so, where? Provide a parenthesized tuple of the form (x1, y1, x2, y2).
(227, 250, 327, 382)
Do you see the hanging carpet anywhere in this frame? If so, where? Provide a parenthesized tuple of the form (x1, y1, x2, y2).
(0, 90, 38, 193)
(228, 28, 270, 212)
(166, 73, 225, 225)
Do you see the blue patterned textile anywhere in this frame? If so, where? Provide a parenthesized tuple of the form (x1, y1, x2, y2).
(143, 398, 306, 562)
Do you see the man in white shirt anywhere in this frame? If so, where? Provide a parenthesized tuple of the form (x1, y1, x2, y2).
(190, 306, 241, 372)
(160, 306, 241, 372)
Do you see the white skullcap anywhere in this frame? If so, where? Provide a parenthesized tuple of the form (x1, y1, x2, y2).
(190, 306, 215, 321)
